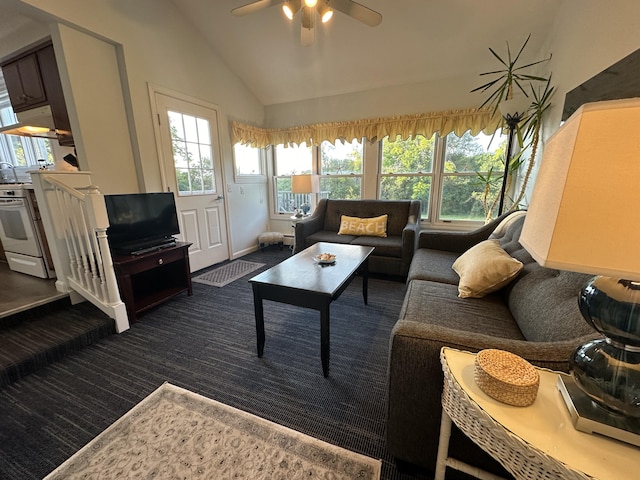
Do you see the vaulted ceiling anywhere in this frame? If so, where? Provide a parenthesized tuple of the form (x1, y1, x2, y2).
(169, 0, 563, 105)
(0, 1, 564, 106)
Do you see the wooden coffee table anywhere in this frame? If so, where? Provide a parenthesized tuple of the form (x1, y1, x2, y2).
(249, 242, 374, 377)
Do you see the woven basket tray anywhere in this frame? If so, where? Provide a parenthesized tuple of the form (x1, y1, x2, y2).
(474, 349, 540, 407)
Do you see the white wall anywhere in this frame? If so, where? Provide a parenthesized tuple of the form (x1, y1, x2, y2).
(52, 23, 139, 193)
(520, 0, 640, 202)
(7, 0, 268, 258)
(265, 74, 478, 128)
(546, 0, 640, 128)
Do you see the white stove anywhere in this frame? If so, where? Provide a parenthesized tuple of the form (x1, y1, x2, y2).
(0, 183, 55, 278)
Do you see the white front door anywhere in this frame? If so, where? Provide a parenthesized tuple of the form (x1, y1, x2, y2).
(153, 91, 229, 272)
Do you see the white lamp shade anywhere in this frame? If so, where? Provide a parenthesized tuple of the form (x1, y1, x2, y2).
(291, 174, 319, 194)
(520, 97, 640, 281)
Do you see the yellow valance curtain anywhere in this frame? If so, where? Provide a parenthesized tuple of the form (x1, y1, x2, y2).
(231, 107, 502, 148)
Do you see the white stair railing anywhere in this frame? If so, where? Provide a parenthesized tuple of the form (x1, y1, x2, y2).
(30, 171, 129, 332)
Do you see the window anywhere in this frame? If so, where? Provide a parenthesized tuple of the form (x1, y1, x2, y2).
(168, 110, 214, 195)
(439, 131, 505, 222)
(273, 143, 312, 214)
(271, 140, 364, 215)
(380, 131, 506, 223)
(233, 143, 265, 182)
(380, 135, 434, 219)
(319, 139, 363, 200)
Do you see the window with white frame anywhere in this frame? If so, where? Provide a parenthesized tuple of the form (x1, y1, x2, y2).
(272, 140, 364, 215)
(380, 131, 506, 223)
(319, 139, 363, 200)
(233, 143, 265, 182)
(273, 143, 313, 214)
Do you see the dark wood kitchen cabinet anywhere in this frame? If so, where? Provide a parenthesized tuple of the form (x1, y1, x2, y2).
(1, 53, 47, 111)
(1, 40, 74, 146)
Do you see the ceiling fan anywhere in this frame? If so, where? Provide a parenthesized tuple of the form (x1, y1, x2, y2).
(231, 0, 382, 46)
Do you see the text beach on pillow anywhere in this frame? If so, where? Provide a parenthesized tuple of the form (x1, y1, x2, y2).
(519, 97, 640, 443)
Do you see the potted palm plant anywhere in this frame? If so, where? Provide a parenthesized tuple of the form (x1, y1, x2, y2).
(471, 34, 554, 220)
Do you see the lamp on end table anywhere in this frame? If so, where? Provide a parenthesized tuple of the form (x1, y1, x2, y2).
(519, 97, 640, 445)
(291, 174, 319, 216)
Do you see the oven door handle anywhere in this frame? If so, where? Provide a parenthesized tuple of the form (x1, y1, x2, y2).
(0, 198, 26, 207)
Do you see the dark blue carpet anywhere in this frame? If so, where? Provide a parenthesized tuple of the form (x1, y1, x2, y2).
(0, 248, 433, 479)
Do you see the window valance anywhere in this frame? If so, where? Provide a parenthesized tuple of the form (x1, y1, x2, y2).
(231, 107, 502, 148)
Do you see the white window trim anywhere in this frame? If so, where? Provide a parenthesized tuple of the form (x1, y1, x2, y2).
(232, 143, 267, 183)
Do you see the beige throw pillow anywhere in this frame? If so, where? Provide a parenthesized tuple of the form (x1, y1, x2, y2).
(452, 239, 523, 298)
(338, 214, 388, 237)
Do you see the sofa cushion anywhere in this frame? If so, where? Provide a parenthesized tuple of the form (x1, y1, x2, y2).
(489, 212, 534, 265)
(399, 280, 526, 340)
(407, 249, 460, 284)
(305, 231, 355, 247)
(489, 210, 526, 240)
(452, 240, 524, 298)
(338, 214, 388, 237)
(322, 200, 411, 236)
(508, 268, 596, 342)
(351, 234, 402, 257)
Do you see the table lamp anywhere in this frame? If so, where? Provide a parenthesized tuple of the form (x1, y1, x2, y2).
(519, 97, 640, 445)
(291, 174, 319, 215)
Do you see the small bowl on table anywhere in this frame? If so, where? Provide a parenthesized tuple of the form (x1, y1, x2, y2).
(314, 253, 336, 265)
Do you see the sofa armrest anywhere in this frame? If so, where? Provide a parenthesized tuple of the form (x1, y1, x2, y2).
(417, 211, 511, 253)
(293, 215, 323, 253)
(400, 200, 422, 264)
(387, 319, 598, 470)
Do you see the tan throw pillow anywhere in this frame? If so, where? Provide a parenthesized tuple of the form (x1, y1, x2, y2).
(452, 239, 523, 298)
(338, 214, 388, 237)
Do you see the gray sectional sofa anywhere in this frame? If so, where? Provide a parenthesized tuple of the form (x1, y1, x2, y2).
(294, 199, 421, 277)
(387, 211, 602, 475)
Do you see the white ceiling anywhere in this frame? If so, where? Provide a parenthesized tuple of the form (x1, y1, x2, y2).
(169, 0, 564, 105)
(0, 1, 565, 107)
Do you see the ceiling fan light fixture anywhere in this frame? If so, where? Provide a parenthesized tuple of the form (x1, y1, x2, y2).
(319, 5, 333, 23)
(304, 0, 318, 8)
(282, 0, 301, 20)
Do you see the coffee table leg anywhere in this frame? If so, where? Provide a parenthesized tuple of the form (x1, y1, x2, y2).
(320, 303, 330, 377)
(252, 283, 265, 357)
(362, 258, 369, 305)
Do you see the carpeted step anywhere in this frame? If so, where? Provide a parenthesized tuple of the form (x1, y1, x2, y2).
(0, 298, 115, 387)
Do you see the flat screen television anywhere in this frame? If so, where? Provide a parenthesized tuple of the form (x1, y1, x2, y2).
(105, 192, 180, 255)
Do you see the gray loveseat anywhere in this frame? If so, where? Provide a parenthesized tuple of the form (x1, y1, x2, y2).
(294, 199, 421, 277)
(387, 211, 601, 475)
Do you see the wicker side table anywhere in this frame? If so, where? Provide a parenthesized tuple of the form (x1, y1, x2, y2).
(435, 347, 639, 480)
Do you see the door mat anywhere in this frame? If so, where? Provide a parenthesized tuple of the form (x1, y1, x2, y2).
(192, 260, 265, 287)
(44, 383, 381, 479)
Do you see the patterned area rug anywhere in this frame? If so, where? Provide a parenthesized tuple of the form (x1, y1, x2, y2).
(44, 383, 381, 479)
(192, 260, 265, 287)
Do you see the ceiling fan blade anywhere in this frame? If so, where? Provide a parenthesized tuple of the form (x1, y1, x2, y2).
(327, 0, 382, 26)
(231, 0, 286, 17)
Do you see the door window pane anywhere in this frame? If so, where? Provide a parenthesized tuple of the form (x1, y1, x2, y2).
(169, 110, 215, 196)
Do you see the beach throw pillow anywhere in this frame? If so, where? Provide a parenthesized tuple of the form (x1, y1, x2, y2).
(452, 239, 523, 298)
(338, 214, 388, 237)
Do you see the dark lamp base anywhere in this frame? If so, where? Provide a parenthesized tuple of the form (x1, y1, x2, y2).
(558, 375, 640, 447)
